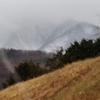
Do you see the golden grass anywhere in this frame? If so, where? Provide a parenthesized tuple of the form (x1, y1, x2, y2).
(0, 56, 100, 100)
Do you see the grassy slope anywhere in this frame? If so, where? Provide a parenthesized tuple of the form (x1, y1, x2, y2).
(0, 56, 100, 100)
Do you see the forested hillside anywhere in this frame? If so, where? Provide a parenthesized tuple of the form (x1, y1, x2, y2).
(2, 37, 100, 90)
(0, 49, 51, 89)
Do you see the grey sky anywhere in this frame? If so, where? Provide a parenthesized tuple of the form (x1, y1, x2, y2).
(0, 0, 100, 31)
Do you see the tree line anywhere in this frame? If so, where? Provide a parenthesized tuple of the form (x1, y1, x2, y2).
(46, 37, 100, 69)
(2, 61, 48, 88)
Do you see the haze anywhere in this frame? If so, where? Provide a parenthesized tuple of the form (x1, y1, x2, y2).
(0, 0, 100, 35)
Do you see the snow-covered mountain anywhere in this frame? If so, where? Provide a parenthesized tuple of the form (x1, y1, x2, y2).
(0, 20, 100, 52)
(39, 21, 100, 52)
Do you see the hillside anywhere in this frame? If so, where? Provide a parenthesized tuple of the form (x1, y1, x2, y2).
(0, 56, 100, 100)
(0, 49, 51, 89)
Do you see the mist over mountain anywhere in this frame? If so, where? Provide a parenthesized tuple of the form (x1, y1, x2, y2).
(0, 20, 100, 52)
(39, 21, 100, 52)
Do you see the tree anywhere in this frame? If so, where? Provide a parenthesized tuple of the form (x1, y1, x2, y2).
(2, 75, 16, 89)
(45, 47, 64, 69)
(46, 37, 100, 68)
(2, 60, 48, 89)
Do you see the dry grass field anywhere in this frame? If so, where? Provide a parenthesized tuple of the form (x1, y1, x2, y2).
(0, 56, 100, 100)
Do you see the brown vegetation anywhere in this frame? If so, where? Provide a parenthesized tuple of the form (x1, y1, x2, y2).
(0, 56, 100, 100)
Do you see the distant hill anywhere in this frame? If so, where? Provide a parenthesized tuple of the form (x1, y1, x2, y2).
(0, 49, 51, 89)
(0, 20, 100, 52)
(0, 56, 100, 100)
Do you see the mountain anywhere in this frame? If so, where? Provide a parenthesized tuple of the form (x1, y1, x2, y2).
(0, 20, 100, 52)
(0, 56, 100, 100)
(39, 22, 100, 52)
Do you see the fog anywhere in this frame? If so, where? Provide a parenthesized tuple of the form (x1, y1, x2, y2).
(0, 0, 100, 35)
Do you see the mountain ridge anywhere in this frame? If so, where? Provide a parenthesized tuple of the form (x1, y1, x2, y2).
(0, 20, 100, 52)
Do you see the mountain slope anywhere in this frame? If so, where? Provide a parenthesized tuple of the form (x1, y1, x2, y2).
(39, 22, 100, 52)
(0, 56, 100, 100)
(0, 20, 100, 52)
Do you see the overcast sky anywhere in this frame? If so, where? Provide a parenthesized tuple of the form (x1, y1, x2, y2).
(0, 0, 100, 31)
